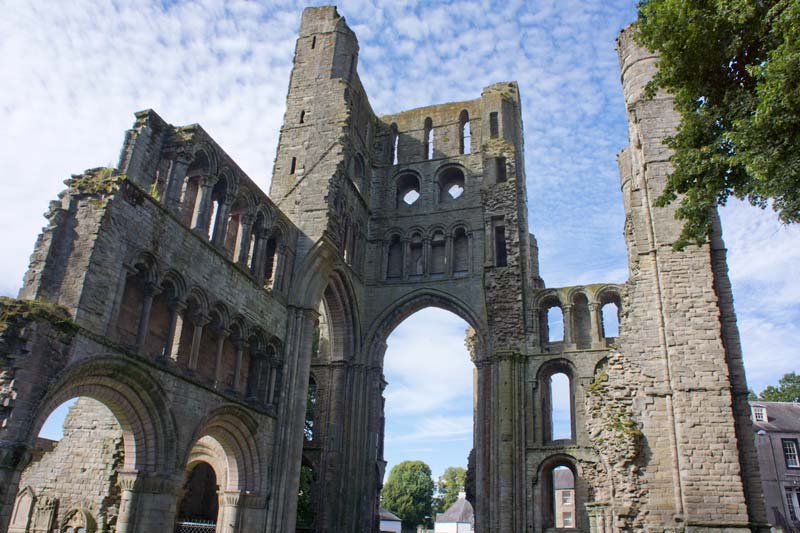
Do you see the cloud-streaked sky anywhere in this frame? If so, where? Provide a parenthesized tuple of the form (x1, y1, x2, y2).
(4, 0, 798, 482)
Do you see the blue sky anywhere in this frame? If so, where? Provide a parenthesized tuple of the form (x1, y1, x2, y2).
(3, 0, 799, 482)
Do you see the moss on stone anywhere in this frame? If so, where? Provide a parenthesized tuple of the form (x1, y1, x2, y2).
(64, 168, 125, 197)
(0, 297, 78, 336)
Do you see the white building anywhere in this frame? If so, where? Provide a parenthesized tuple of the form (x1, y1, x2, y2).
(434, 492, 474, 533)
(380, 507, 402, 533)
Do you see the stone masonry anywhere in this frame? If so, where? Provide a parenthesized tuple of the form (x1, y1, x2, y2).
(0, 6, 768, 533)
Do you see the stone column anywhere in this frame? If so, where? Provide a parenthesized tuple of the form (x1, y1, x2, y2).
(161, 301, 185, 361)
(134, 283, 159, 351)
(235, 214, 255, 267)
(190, 176, 216, 236)
(232, 339, 247, 393)
(422, 238, 431, 278)
(187, 315, 209, 371)
(445, 235, 454, 277)
(213, 328, 230, 389)
(116, 470, 142, 533)
(217, 491, 241, 533)
(588, 302, 603, 348)
(402, 239, 410, 280)
(562, 304, 574, 348)
(266, 306, 318, 532)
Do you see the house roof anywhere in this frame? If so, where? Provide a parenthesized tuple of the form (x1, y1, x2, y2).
(750, 401, 800, 433)
(379, 508, 401, 522)
(436, 496, 474, 524)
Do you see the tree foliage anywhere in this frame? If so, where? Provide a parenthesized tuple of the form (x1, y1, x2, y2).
(381, 460, 435, 529)
(757, 372, 800, 402)
(434, 466, 467, 514)
(634, 0, 800, 248)
(297, 464, 316, 527)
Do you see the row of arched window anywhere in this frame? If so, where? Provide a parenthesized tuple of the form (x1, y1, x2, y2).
(149, 147, 291, 293)
(382, 226, 472, 281)
(536, 287, 622, 349)
(388, 109, 473, 166)
(394, 166, 467, 208)
(114, 255, 283, 407)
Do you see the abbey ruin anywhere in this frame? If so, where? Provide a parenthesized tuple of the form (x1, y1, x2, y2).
(0, 6, 769, 532)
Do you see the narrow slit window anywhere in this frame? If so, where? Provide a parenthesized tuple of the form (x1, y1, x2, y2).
(299, 110, 305, 124)
(550, 373, 572, 440)
(290, 157, 297, 175)
(547, 306, 564, 342)
(496, 157, 507, 183)
(494, 225, 507, 267)
(601, 301, 620, 337)
(459, 110, 471, 155)
(311, 35, 316, 49)
(424, 117, 433, 160)
(489, 112, 499, 138)
(390, 123, 399, 165)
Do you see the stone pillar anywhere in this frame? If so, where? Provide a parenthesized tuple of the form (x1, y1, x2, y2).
(422, 238, 431, 278)
(445, 235, 454, 277)
(235, 214, 255, 267)
(190, 176, 216, 236)
(402, 239, 410, 280)
(161, 301, 185, 361)
(213, 328, 230, 389)
(266, 306, 318, 532)
(562, 304, 574, 348)
(217, 491, 241, 533)
(588, 302, 603, 348)
(134, 282, 159, 351)
(116, 470, 142, 533)
(232, 339, 247, 393)
(187, 315, 209, 371)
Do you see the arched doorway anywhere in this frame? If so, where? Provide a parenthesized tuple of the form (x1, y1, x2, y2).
(381, 307, 475, 531)
(176, 462, 219, 532)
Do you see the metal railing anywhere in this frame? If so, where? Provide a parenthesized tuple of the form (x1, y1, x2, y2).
(175, 519, 217, 533)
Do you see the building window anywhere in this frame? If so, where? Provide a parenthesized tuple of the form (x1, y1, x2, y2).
(563, 512, 573, 527)
(489, 112, 499, 138)
(494, 224, 507, 267)
(290, 157, 297, 175)
(783, 439, 800, 468)
(787, 487, 800, 522)
(459, 109, 471, 155)
(424, 117, 433, 160)
(752, 406, 766, 422)
(562, 491, 572, 504)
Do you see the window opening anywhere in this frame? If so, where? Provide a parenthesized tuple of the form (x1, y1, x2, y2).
(787, 487, 800, 522)
(459, 110, 471, 155)
(390, 123, 399, 165)
(305, 378, 317, 441)
(552, 466, 575, 529)
(601, 301, 620, 337)
(495, 157, 507, 183)
(438, 167, 466, 203)
(752, 406, 766, 422)
(409, 234, 423, 277)
(494, 225, 507, 267)
(396, 173, 420, 207)
(387, 235, 403, 279)
(424, 117, 433, 160)
(489, 112, 499, 138)
(453, 228, 469, 273)
(546, 306, 564, 343)
(311, 35, 316, 49)
(572, 293, 591, 350)
(297, 462, 316, 527)
(177, 462, 219, 528)
(550, 373, 572, 440)
(290, 157, 297, 175)
(431, 232, 446, 274)
(300, 110, 305, 124)
(783, 439, 799, 468)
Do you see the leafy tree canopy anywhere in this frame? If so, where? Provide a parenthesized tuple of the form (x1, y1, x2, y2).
(434, 466, 467, 514)
(381, 460, 435, 529)
(634, 0, 800, 248)
(757, 372, 800, 402)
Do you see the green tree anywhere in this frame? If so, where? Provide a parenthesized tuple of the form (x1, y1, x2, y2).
(758, 372, 800, 402)
(434, 466, 466, 514)
(381, 460, 435, 529)
(634, 0, 800, 248)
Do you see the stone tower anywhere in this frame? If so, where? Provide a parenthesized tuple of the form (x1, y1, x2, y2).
(0, 6, 767, 533)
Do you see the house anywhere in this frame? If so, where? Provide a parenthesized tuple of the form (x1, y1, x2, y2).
(751, 401, 800, 530)
(434, 492, 474, 533)
(380, 507, 402, 533)
(554, 466, 576, 528)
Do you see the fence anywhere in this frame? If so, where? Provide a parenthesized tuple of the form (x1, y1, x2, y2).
(175, 519, 217, 533)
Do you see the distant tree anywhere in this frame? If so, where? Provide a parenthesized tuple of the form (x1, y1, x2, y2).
(634, 0, 800, 249)
(747, 389, 757, 401)
(296, 463, 316, 527)
(435, 466, 466, 514)
(381, 461, 435, 529)
(758, 372, 800, 402)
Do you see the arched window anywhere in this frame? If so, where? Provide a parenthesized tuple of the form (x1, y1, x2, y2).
(354, 153, 367, 193)
(224, 195, 247, 260)
(305, 377, 317, 441)
(386, 235, 403, 279)
(430, 231, 446, 275)
(548, 372, 573, 441)
(438, 167, 465, 203)
(390, 123, 399, 165)
(453, 228, 469, 274)
(424, 117, 433, 160)
(263, 232, 279, 289)
(571, 293, 591, 349)
(248, 213, 266, 276)
(551, 465, 576, 528)
(459, 110, 471, 155)
(396, 173, 420, 207)
(542, 302, 564, 343)
(181, 152, 210, 226)
(207, 178, 227, 243)
(409, 232, 424, 277)
(600, 290, 622, 339)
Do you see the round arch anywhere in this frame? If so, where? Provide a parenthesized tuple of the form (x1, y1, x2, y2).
(27, 356, 176, 474)
(364, 288, 488, 367)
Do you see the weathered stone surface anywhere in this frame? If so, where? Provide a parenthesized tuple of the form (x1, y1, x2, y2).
(0, 7, 767, 533)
